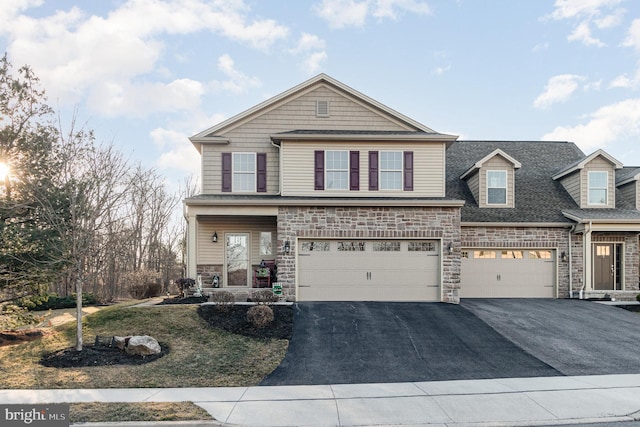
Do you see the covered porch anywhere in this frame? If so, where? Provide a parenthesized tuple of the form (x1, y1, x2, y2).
(184, 199, 280, 295)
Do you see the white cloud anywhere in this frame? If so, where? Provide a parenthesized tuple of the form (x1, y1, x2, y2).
(541, 98, 640, 153)
(314, 0, 429, 28)
(623, 18, 640, 51)
(291, 33, 326, 53)
(546, 0, 625, 47)
(152, 127, 201, 174)
(432, 65, 451, 76)
(568, 21, 606, 46)
(0, 0, 286, 114)
(302, 51, 328, 74)
(210, 54, 262, 94)
(533, 74, 586, 109)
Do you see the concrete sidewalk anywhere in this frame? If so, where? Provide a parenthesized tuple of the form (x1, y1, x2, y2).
(2, 374, 640, 426)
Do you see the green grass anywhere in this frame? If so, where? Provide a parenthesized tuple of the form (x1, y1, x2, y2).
(0, 304, 288, 389)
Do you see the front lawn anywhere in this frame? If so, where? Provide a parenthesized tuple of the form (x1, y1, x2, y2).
(0, 304, 289, 389)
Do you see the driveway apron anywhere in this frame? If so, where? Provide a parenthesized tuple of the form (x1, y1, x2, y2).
(461, 298, 640, 376)
(261, 302, 560, 386)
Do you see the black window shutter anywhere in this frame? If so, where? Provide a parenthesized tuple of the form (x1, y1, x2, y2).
(221, 152, 232, 192)
(314, 150, 324, 190)
(404, 151, 414, 191)
(369, 151, 378, 191)
(349, 151, 359, 191)
(257, 153, 267, 192)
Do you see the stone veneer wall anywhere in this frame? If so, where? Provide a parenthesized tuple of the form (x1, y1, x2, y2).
(277, 206, 462, 302)
(461, 226, 573, 297)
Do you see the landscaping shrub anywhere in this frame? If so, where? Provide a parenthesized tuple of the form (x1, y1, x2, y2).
(246, 305, 274, 328)
(0, 304, 41, 330)
(18, 293, 99, 311)
(210, 291, 235, 312)
(250, 289, 279, 304)
(175, 278, 195, 291)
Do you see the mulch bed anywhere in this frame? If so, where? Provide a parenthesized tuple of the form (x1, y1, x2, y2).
(0, 329, 46, 347)
(197, 305, 294, 340)
(159, 296, 208, 305)
(40, 343, 169, 368)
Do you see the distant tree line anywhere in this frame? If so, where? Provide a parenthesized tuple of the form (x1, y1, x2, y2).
(0, 54, 187, 307)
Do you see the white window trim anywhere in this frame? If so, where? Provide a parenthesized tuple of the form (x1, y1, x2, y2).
(232, 152, 256, 193)
(486, 170, 507, 205)
(379, 151, 403, 191)
(588, 171, 608, 206)
(325, 150, 349, 190)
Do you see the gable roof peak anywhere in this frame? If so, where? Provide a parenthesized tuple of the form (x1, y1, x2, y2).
(552, 148, 624, 180)
(460, 148, 522, 180)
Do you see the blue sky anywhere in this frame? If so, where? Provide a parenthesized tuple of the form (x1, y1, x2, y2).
(1, 0, 640, 188)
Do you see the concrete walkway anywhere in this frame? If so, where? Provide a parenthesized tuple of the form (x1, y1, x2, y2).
(2, 374, 640, 426)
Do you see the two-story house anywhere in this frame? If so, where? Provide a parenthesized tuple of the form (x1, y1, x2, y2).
(184, 74, 640, 302)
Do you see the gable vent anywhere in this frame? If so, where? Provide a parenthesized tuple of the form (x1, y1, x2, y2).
(316, 100, 329, 117)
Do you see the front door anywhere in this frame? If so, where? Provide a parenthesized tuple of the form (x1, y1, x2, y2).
(593, 243, 615, 290)
(226, 233, 250, 286)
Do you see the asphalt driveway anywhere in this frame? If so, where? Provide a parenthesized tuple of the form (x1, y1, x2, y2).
(461, 298, 640, 376)
(260, 302, 561, 385)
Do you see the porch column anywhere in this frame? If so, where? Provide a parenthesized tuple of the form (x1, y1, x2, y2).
(186, 212, 197, 278)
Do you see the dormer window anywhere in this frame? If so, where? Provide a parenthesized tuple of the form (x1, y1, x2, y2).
(588, 171, 608, 205)
(487, 170, 507, 205)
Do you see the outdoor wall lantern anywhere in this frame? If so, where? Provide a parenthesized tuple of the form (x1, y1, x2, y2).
(212, 232, 218, 243)
(284, 240, 291, 254)
(561, 251, 567, 262)
(448, 243, 453, 254)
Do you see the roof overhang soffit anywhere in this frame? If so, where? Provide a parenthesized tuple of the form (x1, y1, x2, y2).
(562, 211, 640, 232)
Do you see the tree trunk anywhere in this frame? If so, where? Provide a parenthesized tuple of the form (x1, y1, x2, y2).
(75, 277, 83, 352)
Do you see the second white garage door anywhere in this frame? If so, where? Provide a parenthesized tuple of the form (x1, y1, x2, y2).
(297, 239, 440, 301)
(460, 249, 556, 298)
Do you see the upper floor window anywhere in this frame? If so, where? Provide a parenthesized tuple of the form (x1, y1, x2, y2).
(380, 151, 403, 190)
(221, 152, 267, 193)
(487, 170, 507, 205)
(588, 171, 608, 205)
(233, 153, 256, 192)
(325, 151, 349, 190)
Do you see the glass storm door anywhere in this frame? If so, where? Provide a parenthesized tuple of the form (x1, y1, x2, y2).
(593, 244, 614, 290)
(226, 233, 250, 286)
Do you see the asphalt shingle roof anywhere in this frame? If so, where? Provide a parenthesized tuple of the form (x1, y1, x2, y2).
(446, 141, 586, 223)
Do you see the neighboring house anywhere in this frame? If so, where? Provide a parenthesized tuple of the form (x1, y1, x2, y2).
(184, 74, 640, 302)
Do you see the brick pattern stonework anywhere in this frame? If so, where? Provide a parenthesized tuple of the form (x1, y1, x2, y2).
(277, 206, 462, 302)
(461, 226, 572, 297)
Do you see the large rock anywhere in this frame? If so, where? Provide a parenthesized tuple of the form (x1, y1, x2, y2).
(124, 335, 161, 356)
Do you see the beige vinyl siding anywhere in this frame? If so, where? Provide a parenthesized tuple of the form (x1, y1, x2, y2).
(201, 85, 415, 194)
(196, 217, 277, 265)
(281, 141, 445, 197)
(618, 182, 638, 210)
(466, 172, 480, 205)
(478, 156, 515, 208)
(559, 172, 581, 205)
(201, 143, 279, 194)
(580, 157, 615, 208)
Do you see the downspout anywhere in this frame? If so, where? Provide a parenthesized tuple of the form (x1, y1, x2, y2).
(271, 140, 282, 196)
(568, 224, 575, 298)
(581, 221, 593, 299)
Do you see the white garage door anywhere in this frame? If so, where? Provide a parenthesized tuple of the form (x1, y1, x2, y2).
(460, 249, 556, 298)
(297, 239, 440, 301)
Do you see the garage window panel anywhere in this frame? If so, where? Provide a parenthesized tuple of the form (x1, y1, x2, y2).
(373, 241, 400, 252)
(502, 250, 524, 259)
(529, 250, 552, 259)
(408, 241, 436, 252)
(474, 250, 497, 259)
(301, 241, 330, 252)
(338, 241, 366, 251)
